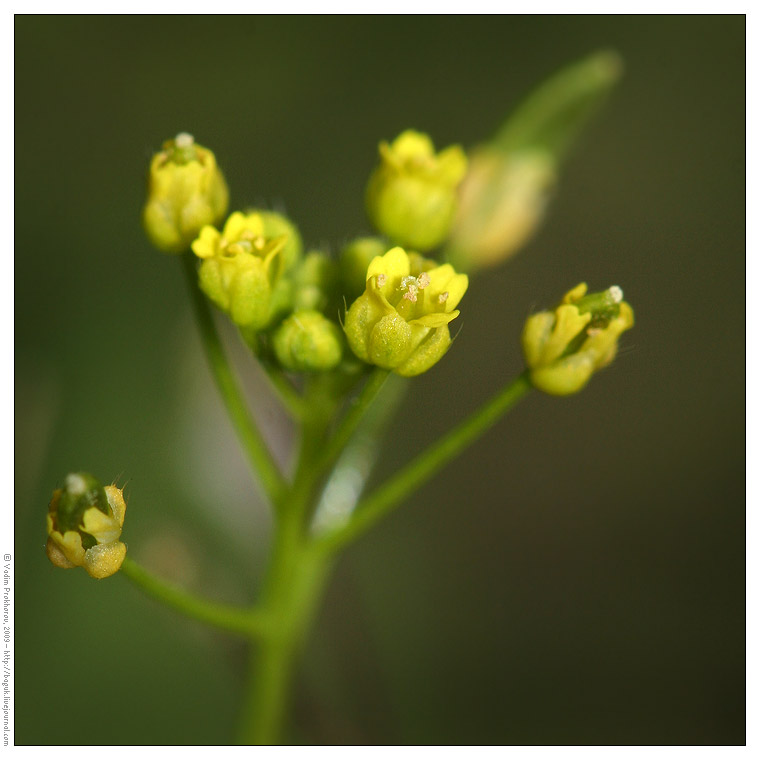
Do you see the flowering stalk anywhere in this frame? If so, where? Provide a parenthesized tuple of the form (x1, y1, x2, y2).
(46, 50, 633, 746)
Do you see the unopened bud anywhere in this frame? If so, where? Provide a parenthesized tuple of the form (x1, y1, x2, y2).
(365, 130, 467, 252)
(142, 133, 229, 253)
(273, 310, 343, 372)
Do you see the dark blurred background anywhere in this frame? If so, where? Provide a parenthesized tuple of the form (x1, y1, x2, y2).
(15, 15, 744, 745)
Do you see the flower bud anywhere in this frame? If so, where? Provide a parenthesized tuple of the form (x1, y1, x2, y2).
(46, 473, 127, 579)
(293, 251, 340, 314)
(365, 130, 467, 252)
(445, 148, 556, 271)
(142, 133, 229, 253)
(339, 237, 388, 301)
(192, 211, 288, 331)
(344, 246, 468, 377)
(273, 310, 343, 372)
(522, 283, 634, 396)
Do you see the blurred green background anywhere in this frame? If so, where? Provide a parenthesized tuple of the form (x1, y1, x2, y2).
(15, 15, 744, 745)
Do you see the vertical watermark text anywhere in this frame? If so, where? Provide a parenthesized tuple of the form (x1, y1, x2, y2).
(2, 553, 11, 747)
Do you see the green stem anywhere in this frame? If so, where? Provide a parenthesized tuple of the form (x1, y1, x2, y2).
(181, 254, 287, 506)
(238, 380, 343, 744)
(258, 357, 308, 420)
(121, 556, 267, 637)
(314, 368, 390, 477)
(311, 373, 409, 534)
(239, 530, 332, 744)
(315, 371, 532, 554)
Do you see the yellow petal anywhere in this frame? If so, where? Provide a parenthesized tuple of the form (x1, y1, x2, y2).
(426, 263, 457, 290)
(366, 246, 410, 298)
(221, 211, 248, 241)
(81, 507, 121, 545)
(540, 305, 591, 365)
(441, 273, 469, 311)
(191, 226, 221, 259)
(53, 530, 86, 567)
(390, 130, 434, 161)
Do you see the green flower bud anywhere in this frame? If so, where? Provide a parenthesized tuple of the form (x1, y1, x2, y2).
(192, 211, 287, 331)
(142, 133, 229, 254)
(46, 473, 127, 579)
(365, 130, 467, 252)
(273, 310, 343, 372)
(445, 149, 556, 272)
(339, 237, 388, 301)
(245, 209, 303, 272)
(293, 251, 340, 313)
(522, 283, 634, 396)
(344, 246, 468, 377)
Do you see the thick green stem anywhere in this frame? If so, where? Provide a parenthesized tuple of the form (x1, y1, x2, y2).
(238, 385, 336, 744)
(239, 530, 331, 745)
(121, 556, 267, 637)
(315, 371, 532, 554)
(181, 254, 287, 506)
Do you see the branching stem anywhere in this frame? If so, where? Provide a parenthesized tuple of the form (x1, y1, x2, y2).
(121, 556, 267, 637)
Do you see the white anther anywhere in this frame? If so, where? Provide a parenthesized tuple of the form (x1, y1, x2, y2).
(175, 132, 195, 148)
(438, 291, 449, 304)
(418, 272, 431, 289)
(376, 273, 386, 287)
(608, 285, 623, 304)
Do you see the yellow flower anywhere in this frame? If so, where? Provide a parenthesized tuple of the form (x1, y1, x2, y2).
(46, 473, 127, 579)
(365, 130, 467, 252)
(192, 211, 288, 330)
(142, 133, 229, 253)
(522, 283, 634, 395)
(344, 246, 468, 376)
